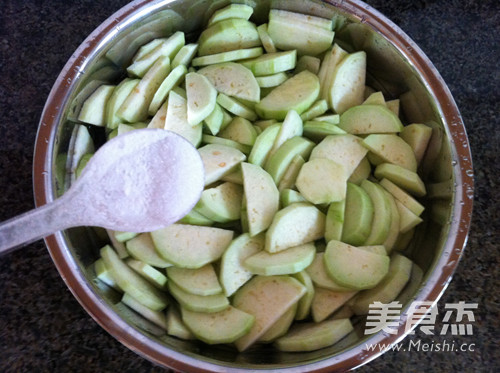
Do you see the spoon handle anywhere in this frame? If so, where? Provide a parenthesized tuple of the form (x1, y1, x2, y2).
(0, 196, 79, 255)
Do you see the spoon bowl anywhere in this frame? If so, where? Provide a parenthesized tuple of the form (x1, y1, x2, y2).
(71, 129, 204, 231)
(0, 129, 204, 254)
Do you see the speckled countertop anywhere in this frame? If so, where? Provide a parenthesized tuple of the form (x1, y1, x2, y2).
(0, 0, 498, 372)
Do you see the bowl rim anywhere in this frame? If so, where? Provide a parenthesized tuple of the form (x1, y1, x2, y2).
(33, 0, 474, 371)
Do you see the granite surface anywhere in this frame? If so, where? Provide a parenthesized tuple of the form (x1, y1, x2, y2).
(0, 0, 498, 372)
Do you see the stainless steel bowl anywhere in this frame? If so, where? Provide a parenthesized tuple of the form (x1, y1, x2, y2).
(33, 0, 473, 371)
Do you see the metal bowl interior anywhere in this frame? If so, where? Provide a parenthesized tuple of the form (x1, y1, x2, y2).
(33, 0, 473, 371)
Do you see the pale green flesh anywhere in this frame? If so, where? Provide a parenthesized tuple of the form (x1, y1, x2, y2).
(244, 243, 316, 276)
(374, 163, 426, 197)
(292, 271, 315, 321)
(393, 228, 416, 253)
(300, 99, 328, 121)
(341, 183, 374, 246)
(324, 240, 390, 290)
(233, 275, 306, 351)
(358, 245, 387, 255)
(351, 254, 412, 315)
(260, 304, 297, 343)
(325, 200, 345, 242)
(268, 17, 334, 56)
(219, 117, 258, 146)
(126, 258, 168, 290)
(318, 44, 348, 102)
(67, 124, 95, 182)
(395, 199, 424, 233)
(426, 180, 453, 199)
(202, 134, 252, 155)
(168, 281, 229, 313)
(400, 123, 433, 165)
(311, 287, 357, 323)
(148, 64, 187, 115)
(94, 258, 120, 291)
(310, 134, 368, 177)
(78, 85, 115, 126)
(241, 50, 297, 76)
(381, 189, 401, 253)
(269, 9, 334, 31)
(305, 252, 353, 292)
(112, 230, 138, 242)
(151, 224, 233, 268)
(219, 105, 233, 129)
(329, 51, 366, 114)
(122, 293, 168, 330)
(167, 264, 222, 296)
(348, 157, 371, 185)
(207, 4, 254, 26)
(295, 55, 321, 75)
(125, 233, 172, 268)
(181, 306, 255, 344)
(265, 203, 325, 253)
(192, 47, 263, 67)
(132, 37, 166, 62)
(256, 72, 289, 88)
(100, 245, 168, 311)
(164, 90, 202, 147)
(197, 143, 246, 186)
(171, 43, 198, 68)
(198, 62, 260, 102)
(248, 124, 280, 167)
(241, 162, 280, 236)
(204, 103, 224, 135)
(106, 79, 140, 129)
(186, 72, 217, 126)
(106, 230, 128, 259)
(178, 209, 213, 226)
(255, 70, 320, 120)
(395, 262, 424, 308)
(386, 99, 400, 116)
(116, 122, 147, 137)
(268, 110, 303, 158)
(280, 189, 307, 207)
(265, 136, 315, 185)
(127, 32, 184, 77)
(296, 158, 348, 204)
(360, 180, 392, 245)
(277, 154, 305, 192)
(221, 167, 243, 184)
(314, 114, 340, 124)
(195, 182, 243, 223)
(362, 134, 417, 172)
(166, 307, 195, 340)
(255, 119, 278, 131)
(118, 56, 171, 123)
(75, 153, 93, 179)
(217, 93, 258, 121)
(148, 100, 168, 129)
(198, 19, 261, 56)
(329, 305, 354, 321)
(220, 233, 265, 297)
(257, 23, 277, 53)
(114, 302, 165, 337)
(363, 91, 386, 106)
(339, 104, 404, 134)
(275, 318, 354, 352)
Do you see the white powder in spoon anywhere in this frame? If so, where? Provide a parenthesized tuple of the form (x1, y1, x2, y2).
(67, 129, 204, 232)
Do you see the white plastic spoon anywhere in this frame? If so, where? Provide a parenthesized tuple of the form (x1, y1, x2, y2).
(0, 129, 205, 255)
